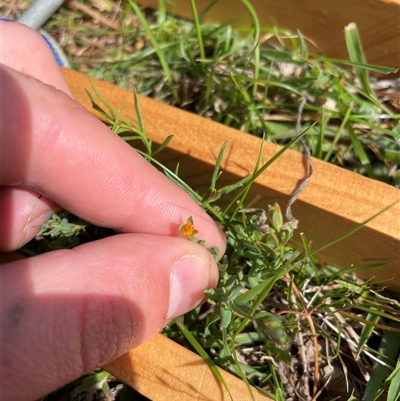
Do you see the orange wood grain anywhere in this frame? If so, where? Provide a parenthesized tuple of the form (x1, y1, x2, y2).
(62, 68, 400, 294)
(104, 334, 270, 401)
(138, 0, 400, 74)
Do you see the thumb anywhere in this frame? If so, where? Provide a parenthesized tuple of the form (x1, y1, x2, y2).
(1, 234, 218, 401)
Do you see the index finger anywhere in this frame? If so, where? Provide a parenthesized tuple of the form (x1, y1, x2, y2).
(0, 65, 226, 255)
(0, 21, 73, 96)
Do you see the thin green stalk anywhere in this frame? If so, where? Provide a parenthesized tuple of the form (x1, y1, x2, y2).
(128, 0, 180, 103)
(175, 318, 234, 401)
(312, 201, 398, 256)
(189, 0, 205, 60)
(323, 104, 353, 162)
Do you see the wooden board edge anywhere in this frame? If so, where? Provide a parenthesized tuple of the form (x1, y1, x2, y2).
(104, 333, 271, 401)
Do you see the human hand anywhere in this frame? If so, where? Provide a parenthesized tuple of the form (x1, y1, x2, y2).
(0, 22, 226, 401)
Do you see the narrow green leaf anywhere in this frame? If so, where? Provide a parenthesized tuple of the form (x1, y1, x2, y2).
(73, 370, 109, 393)
(220, 305, 232, 328)
(224, 123, 315, 215)
(132, 91, 146, 137)
(175, 319, 234, 401)
(128, 0, 180, 103)
(230, 345, 257, 401)
(329, 59, 398, 74)
(211, 141, 228, 193)
(297, 30, 308, 59)
(312, 201, 398, 256)
(356, 311, 380, 357)
(84, 89, 112, 122)
(198, 0, 220, 20)
(156, 0, 166, 24)
(347, 122, 374, 178)
(344, 22, 374, 97)
(387, 357, 400, 401)
(189, 0, 205, 60)
(323, 104, 352, 162)
(315, 107, 328, 159)
(300, 232, 319, 277)
(327, 262, 390, 282)
(363, 325, 400, 401)
(335, 279, 364, 293)
(152, 135, 173, 156)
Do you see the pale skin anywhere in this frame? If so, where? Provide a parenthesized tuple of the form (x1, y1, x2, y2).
(0, 22, 226, 401)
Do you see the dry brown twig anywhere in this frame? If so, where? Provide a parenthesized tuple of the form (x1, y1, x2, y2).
(67, 0, 120, 30)
(280, 274, 321, 399)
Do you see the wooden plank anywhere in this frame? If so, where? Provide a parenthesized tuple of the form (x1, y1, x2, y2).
(104, 334, 270, 401)
(62, 68, 400, 294)
(138, 0, 400, 73)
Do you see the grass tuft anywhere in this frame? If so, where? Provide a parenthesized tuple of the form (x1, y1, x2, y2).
(23, 88, 399, 401)
(2, 0, 399, 400)
(4, 0, 398, 184)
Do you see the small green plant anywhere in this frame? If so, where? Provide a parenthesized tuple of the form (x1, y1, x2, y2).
(4, 0, 398, 399)
(27, 86, 399, 401)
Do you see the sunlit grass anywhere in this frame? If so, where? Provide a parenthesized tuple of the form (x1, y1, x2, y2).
(3, 0, 397, 185)
(2, 0, 399, 400)
(25, 86, 399, 401)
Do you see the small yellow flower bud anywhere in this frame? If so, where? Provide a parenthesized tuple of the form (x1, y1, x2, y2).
(268, 203, 283, 232)
(179, 216, 199, 238)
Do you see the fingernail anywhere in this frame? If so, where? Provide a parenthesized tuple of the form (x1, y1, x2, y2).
(167, 256, 209, 321)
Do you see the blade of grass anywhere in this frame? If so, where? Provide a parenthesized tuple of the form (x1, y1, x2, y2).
(328, 59, 398, 75)
(312, 200, 399, 256)
(356, 311, 381, 357)
(363, 324, 400, 401)
(347, 127, 374, 178)
(315, 107, 329, 159)
(128, 0, 180, 103)
(174, 317, 234, 401)
(351, 305, 400, 324)
(189, 0, 205, 60)
(156, 0, 166, 24)
(339, 312, 400, 332)
(239, 0, 260, 97)
(224, 123, 314, 216)
(323, 103, 353, 162)
(300, 232, 319, 277)
(198, 0, 220, 20)
(387, 357, 400, 401)
(152, 134, 173, 156)
(230, 345, 257, 401)
(210, 140, 228, 193)
(344, 22, 374, 97)
(327, 262, 390, 282)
